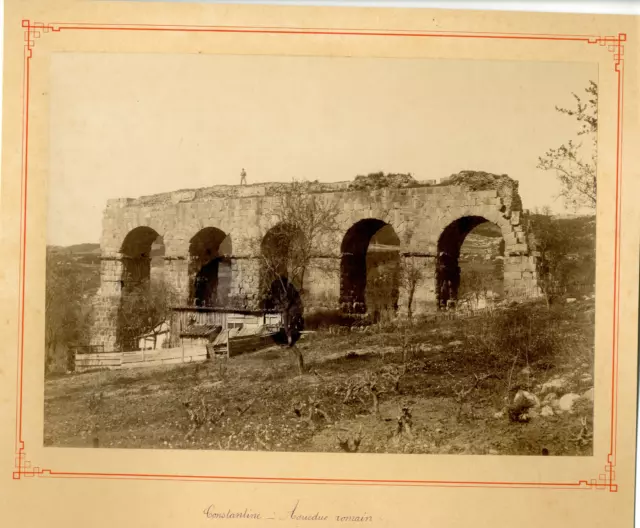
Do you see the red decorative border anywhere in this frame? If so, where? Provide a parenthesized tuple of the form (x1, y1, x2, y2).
(14, 21, 626, 492)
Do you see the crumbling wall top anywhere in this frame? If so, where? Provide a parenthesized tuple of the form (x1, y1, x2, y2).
(445, 170, 523, 214)
(348, 172, 419, 191)
(103, 170, 522, 212)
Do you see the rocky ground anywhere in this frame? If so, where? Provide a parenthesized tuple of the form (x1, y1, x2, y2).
(44, 298, 594, 456)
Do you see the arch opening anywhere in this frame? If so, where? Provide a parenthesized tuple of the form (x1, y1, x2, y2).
(437, 216, 505, 309)
(189, 227, 232, 307)
(340, 219, 400, 316)
(118, 226, 165, 351)
(120, 226, 164, 287)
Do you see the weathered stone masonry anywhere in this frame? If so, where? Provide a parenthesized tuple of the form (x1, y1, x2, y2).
(91, 173, 540, 351)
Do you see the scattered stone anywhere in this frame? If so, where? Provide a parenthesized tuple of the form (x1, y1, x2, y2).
(513, 390, 540, 409)
(542, 392, 558, 405)
(582, 388, 594, 402)
(541, 377, 568, 394)
(493, 410, 505, 419)
(581, 362, 589, 368)
(508, 390, 540, 422)
(580, 375, 593, 384)
(566, 298, 577, 304)
(557, 393, 581, 412)
(447, 340, 463, 347)
(488, 449, 499, 455)
(540, 405, 554, 417)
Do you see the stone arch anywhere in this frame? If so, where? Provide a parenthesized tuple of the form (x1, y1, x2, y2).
(340, 219, 401, 314)
(189, 227, 232, 307)
(436, 215, 506, 309)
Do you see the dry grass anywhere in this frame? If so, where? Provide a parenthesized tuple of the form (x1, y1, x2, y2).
(44, 299, 594, 456)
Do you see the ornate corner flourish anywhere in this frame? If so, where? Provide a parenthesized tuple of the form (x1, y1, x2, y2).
(13, 443, 51, 480)
(588, 33, 626, 71)
(22, 20, 58, 58)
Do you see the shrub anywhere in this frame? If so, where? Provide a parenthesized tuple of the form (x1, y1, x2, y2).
(463, 303, 562, 390)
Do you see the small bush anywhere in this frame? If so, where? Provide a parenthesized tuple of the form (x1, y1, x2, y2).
(461, 303, 563, 391)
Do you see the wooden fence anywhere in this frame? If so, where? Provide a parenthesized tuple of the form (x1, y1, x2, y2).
(73, 345, 122, 372)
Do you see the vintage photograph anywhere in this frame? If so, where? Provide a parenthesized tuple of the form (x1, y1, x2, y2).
(44, 53, 597, 456)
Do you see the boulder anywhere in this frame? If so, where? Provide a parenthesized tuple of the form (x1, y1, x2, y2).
(557, 393, 581, 412)
(540, 405, 554, 417)
(513, 390, 540, 409)
(582, 388, 594, 402)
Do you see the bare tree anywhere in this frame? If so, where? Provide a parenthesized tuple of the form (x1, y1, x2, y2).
(399, 255, 425, 320)
(257, 179, 341, 373)
(537, 80, 597, 211)
(118, 278, 178, 351)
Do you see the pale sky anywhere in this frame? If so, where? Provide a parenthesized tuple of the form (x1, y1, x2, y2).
(49, 53, 597, 246)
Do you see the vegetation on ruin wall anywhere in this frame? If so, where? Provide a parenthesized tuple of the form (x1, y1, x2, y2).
(43, 298, 594, 455)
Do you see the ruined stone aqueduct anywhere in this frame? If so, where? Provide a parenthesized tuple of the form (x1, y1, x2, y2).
(91, 171, 540, 351)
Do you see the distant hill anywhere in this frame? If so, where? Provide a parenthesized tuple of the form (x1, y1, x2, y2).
(49, 243, 100, 255)
(47, 244, 102, 297)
